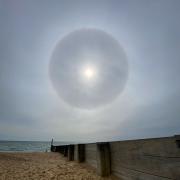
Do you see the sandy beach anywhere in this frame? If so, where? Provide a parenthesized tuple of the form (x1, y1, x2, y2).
(0, 152, 117, 180)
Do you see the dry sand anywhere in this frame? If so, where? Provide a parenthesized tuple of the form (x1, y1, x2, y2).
(0, 152, 118, 180)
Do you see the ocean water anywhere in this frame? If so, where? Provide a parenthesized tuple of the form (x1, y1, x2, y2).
(0, 141, 70, 152)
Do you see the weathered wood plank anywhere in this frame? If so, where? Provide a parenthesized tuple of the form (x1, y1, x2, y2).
(85, 143, 97, 169)
(110, 137, 180, 179)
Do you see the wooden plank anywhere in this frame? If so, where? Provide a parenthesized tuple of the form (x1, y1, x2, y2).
(85, 144, 97, 169)
(110, 137, 180, 179)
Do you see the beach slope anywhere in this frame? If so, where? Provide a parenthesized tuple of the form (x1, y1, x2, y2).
(0, 152, 117, 180)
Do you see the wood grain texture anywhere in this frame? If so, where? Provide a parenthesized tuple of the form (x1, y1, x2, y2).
(74, 145, 78, 161)
(110, 137, 180, 180)
(85, 143, 98, 169)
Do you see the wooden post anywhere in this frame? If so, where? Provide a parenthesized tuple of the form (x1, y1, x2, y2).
(97, 142, 111, 177)
(64, 145, 68, 157)
(68, 145, 74, 161)
(50, 145, 54, 152)
(174, 135, 180, 148)
(78, 144, 85, 162)
(50, 138, 54, 152)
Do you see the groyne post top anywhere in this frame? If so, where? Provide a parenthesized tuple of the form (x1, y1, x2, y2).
(97, 142, 111, 177)
(68, 145, 74, 161)
(78, 144, 85, 163)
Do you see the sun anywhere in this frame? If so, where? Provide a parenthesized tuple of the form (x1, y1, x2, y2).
(79, 64, 98, 85)
(84, 67, 95, 79)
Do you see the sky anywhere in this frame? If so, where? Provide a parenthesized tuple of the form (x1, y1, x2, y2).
(0, 0, 180, 142)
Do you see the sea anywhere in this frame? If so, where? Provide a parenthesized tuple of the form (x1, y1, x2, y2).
(0, 141, 71, 152)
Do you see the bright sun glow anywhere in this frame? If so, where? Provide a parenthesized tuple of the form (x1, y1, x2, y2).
(79, 64, 98, 85)
(84, 67, 95, 79)
(79, 63, 99, 87)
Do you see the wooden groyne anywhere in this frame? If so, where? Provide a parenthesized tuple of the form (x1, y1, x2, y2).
(51, 135, 180, 179)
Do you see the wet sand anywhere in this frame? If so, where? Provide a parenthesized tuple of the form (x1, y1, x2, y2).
(0, 152, 117, 180)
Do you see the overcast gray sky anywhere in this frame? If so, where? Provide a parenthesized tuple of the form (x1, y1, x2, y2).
(0, 0, 180, 142)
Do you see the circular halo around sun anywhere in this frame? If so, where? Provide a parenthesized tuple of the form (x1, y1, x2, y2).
(49, 28, 128, 109)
